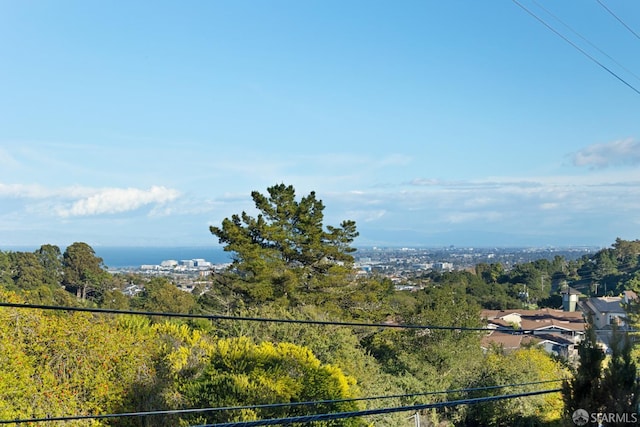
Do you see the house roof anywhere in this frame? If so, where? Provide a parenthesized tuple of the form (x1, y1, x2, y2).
(534, 333, 575, 347)
(585, 297, 626, 315)
(481, 331, 524, 350)
(481, 308, 585, 332)
(521, 319, 585, 332)
(481, 308, 583, 320)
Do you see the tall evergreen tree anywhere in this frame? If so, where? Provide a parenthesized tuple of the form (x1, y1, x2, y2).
(601, 325, 639, 424)
(35, 244, 63, 287)
(210, 184, 358, 304)
(62, 242, 108, 300)
(563, 317, 606, 418)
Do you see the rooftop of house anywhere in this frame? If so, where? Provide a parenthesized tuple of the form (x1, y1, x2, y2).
(482, 308, 584, 321)
(481, 308, 585, 331)
(623, 289, 638, 301)
(583, 296, 626, 314)
(480, 331, 527, 351)
(533, 333, 576, 347)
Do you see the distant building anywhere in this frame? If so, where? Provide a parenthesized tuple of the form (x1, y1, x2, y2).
(562, 287, 581, 312)
(481, 308, 585, 361)
(433, 262, 453, 272)
(123, 284, 143, 297)
(481, 331, 533, 353)
(160, 260, 179, 267)
(580, 291, 638, 330)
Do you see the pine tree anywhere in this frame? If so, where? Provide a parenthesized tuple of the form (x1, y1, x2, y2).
(601, 325, 640, 425)
(563, 317, 606, 418)
(210, 184, 358, 304)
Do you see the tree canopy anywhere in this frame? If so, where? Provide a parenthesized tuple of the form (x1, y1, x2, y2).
(62, 242, 109, 300)
(210, 184, 359, 303)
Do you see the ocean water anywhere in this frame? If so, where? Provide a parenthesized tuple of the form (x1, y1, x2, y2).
(93, 246, 233, 268)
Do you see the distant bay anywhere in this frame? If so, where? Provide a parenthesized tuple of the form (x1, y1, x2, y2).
(94, 246, 233, 268)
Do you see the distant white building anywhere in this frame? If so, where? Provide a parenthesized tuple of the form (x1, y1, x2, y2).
(433, 262, 453, 272)
(161, 260, 179, 267)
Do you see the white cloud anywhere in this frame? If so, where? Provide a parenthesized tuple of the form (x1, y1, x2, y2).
(409, 178, 441, 186)
(0, 148, 20, 169)
(57, 186, 180, 217)
(445, 211, 504, 224)
(0, 183, 52, 198)
(572, 138, 640, 168)
(345, 209, 387, 222)
(539, 202, 559, 210)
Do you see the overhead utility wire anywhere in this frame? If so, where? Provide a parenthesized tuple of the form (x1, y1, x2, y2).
(532, 0, 640, 83)
(191, 388, 563, 427)
(511, 0, 640, 96)
(0, 301, 509, 332)
(0, 379, 563, 425)
(0, 301, 629, 333)
(596, 0, 640, 40)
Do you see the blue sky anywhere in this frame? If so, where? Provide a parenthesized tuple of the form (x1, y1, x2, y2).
(1, 0, 640, 248)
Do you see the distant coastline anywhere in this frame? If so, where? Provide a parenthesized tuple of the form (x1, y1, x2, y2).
(1, 243, 601, 270)
(94, 246, 232, 268)
(0, 245, 233, 269)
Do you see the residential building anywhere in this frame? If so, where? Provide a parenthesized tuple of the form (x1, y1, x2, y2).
(580, 290, 638, 330)
(481, 308, 585, 361)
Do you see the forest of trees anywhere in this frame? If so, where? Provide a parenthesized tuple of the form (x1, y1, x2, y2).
(1, 184, 639, 426)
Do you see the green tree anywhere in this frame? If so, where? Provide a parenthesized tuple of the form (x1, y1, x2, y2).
(612, 237, 640, 270)
(210, 184, 359, 304)
(36, 244, 63, 287)
(601, 326, 640, 423)
(475, 262, 504, 284)
(563, 319, 606, 419)
(0, 288, 158, 424)
(464, 347, 566, 426)
(0, 251, 12, 287)
(8, 251, 46, 290)
(133, 277, 197, 315)
(62, 242, 108, 300)
(179, 336, 364, 426)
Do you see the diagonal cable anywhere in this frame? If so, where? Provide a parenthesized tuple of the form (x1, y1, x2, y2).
(0, 379, 563, 424)
(191, 388, 563, 427)
(533, 0, 640, 83)
(512, 0, 640, 96)
(596, 0, 640, 40)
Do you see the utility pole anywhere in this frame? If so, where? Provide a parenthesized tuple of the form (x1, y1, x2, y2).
(407, 412, 420, 427)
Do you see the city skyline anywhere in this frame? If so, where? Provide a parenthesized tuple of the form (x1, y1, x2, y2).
(1, 1, 640, 248)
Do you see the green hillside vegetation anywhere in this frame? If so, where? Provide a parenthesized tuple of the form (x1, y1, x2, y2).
(1, 184, 640, 426)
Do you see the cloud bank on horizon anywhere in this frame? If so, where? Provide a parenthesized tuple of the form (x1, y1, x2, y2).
(572, 138, 640, 169)
(1, 1, 639, 248)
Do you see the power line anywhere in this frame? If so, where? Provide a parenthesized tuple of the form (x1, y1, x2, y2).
(0, 379, 563, 425)
(512, 0, 640, 96)
(0, 301, 502, 332)
(0, 301, 631, 333)
(532, 0, 640, 83)
(190, 388, 563, 427)
(596, 0, 640, 40)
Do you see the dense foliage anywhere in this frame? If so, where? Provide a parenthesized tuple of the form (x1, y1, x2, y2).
(4, 185, 640, 425)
